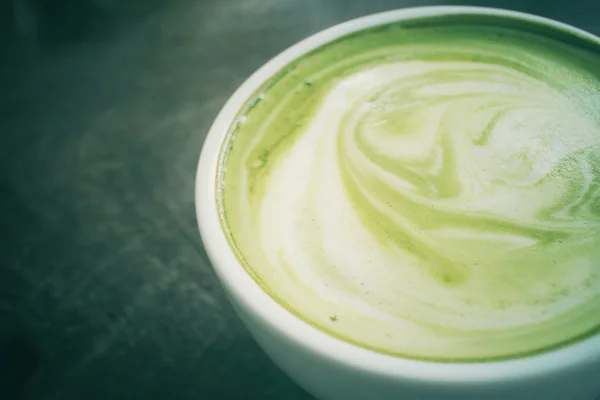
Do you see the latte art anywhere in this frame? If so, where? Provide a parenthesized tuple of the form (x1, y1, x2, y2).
(218, 17, 600, 361)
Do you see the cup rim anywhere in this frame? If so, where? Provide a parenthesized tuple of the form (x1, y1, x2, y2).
(196, 5, 600, 382)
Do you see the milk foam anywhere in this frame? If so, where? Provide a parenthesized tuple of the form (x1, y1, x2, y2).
(218, 19, 600, 360)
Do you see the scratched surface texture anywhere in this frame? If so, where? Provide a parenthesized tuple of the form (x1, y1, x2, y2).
(0, 0, 599, 399)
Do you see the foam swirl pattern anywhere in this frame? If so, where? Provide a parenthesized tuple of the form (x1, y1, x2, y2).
(218, 17, 600, 361)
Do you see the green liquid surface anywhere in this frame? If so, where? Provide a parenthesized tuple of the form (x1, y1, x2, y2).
(218, 14, 600, 361)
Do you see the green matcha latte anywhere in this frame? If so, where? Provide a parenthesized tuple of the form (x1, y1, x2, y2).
(216, 14, 600, 362)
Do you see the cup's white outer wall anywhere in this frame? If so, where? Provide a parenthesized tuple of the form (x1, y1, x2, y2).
(196, 6, 600, 400)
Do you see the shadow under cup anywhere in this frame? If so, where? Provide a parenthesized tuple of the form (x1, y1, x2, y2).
(196, 6, 600, 400)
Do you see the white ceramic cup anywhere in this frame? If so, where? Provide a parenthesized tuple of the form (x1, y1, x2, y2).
(195, 6, 600, 400)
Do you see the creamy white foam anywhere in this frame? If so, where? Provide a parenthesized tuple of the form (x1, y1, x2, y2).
(219, 22, 600, 360)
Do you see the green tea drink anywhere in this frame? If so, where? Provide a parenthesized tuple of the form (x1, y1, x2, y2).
(217, 15, 600, 361)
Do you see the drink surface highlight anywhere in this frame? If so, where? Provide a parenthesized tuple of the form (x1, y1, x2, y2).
(217, 15, 600, 361)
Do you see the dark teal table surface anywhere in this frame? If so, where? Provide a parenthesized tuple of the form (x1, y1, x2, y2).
(0, 0, 598, 399)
